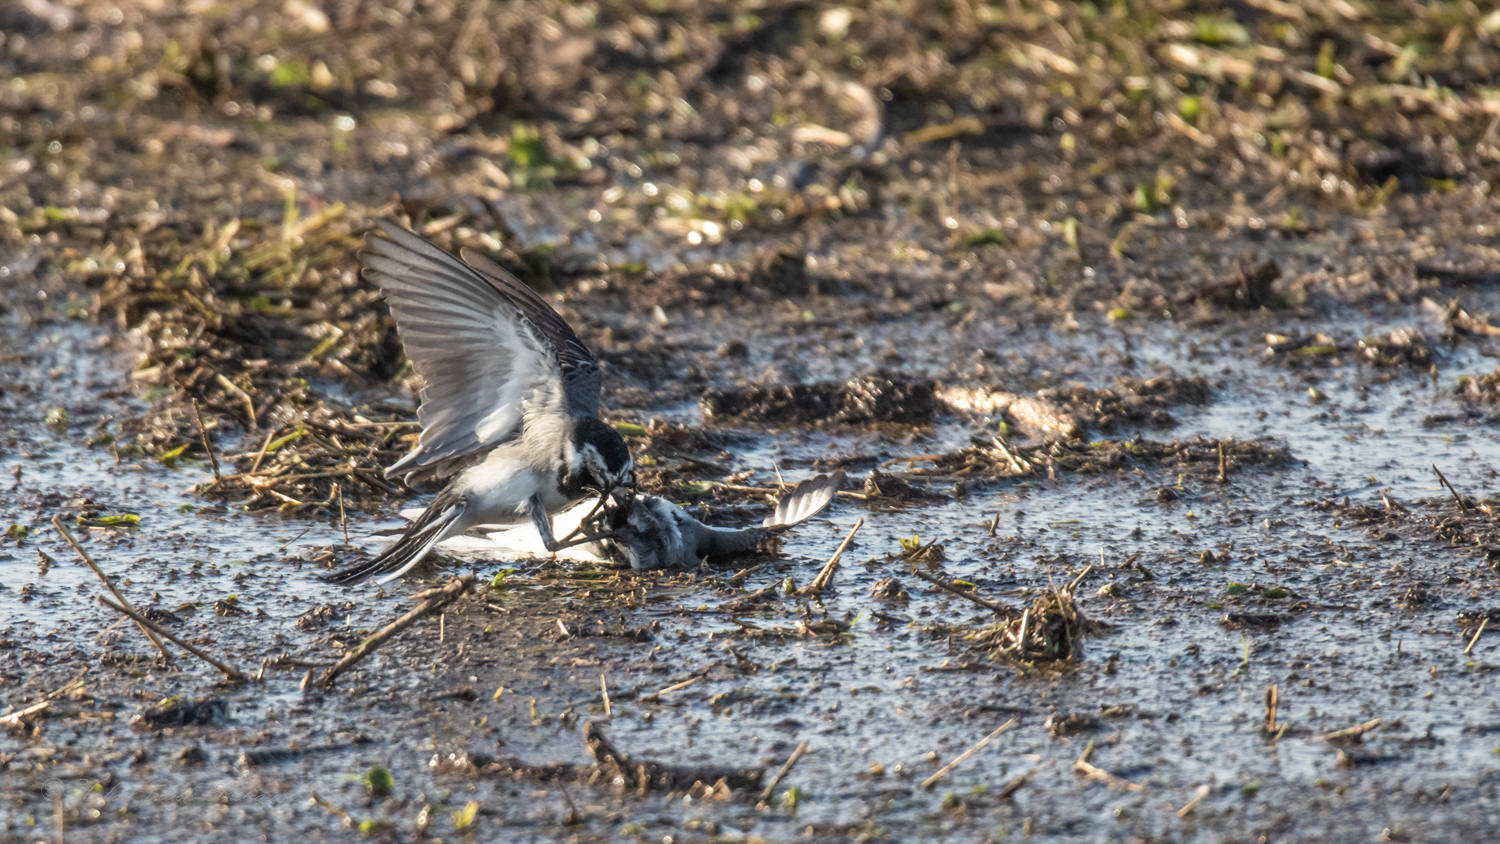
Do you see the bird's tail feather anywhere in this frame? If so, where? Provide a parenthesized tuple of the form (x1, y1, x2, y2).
(762, 470, 845, 530)
(698, 471, 846, 558)
(325, 497, 467, 585)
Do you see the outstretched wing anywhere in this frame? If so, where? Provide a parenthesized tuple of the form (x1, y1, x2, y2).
(361, 220, 602, 482)
(459, 248, 601, 417)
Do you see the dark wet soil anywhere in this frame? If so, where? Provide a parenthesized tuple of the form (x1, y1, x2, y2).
(8, 1, 1500, 842)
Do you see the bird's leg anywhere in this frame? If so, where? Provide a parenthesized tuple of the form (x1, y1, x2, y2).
(554, 494, 608, 545)
(529, 494, 617, 553)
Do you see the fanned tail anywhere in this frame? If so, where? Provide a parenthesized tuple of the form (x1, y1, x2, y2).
(325, 494, 468, 586)
(762, 470, 845, 529)
(696, 471, 846, 558)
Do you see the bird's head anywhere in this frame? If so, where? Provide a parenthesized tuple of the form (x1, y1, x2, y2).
(568, 416, 635, 498)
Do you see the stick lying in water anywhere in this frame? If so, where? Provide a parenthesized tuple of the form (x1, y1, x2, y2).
(1072, 739, 1144, 791)
(53, 515, 174, 663)
(97, 596, 245, 681)
(759, 739, 810, 805)
(908, 568, 1011, 615)
(800, 518, 863, 596)
(922, 719, 1018, 789)
(318, 573, 474, 689)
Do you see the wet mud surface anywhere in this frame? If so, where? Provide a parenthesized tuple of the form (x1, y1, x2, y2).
(7, 1, 1500, 842)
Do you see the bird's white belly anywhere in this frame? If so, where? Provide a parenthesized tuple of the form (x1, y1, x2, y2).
(458, 460, 546, 524)
(455, 450, 579, 523)
(389, 498, 608, 562)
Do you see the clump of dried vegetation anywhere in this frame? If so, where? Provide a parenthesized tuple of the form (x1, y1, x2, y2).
(92, 202, 432, 512)
(975, 576, 1100, 663)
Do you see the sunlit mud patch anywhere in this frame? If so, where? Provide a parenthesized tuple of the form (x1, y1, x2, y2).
(701, 372, 936, 424)
(1033, 374, 1213, 432)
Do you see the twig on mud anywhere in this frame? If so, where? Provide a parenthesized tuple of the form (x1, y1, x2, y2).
(1067, 563, 1095, 593)
(53, 516, 174, 663)
(640, 674, 702, 702)
(991, 435, 1032, 475)
(318, 573, 475, 689)
(727, 562, 766, 586)
(1073, 740, 1144, 791)
(1, 700, 51, 731)
(248, 428, 276, 474)
(997, 757, 1054, 799)
(902, 537, 943, 562)
(722, 581, 780, 612)
(1320, 718, 1381, 744)
(884, 453, 944, 466)
(921, 719, 1018, 789)
(41, 668, 90, 703)
(192, 399, 222, 484)
(800, 518, 864, 596)
(759, 739, 811, 805)
(600, 674, 612, 718)
(908, 568, 1012, 615)
(335, 483, 349, 544)
(308, 792, 356, 828)
(1217, 441, 1228, 483)
(1465, 618, 1488, 656)
(97, 596, 245, 681)
(1176, 784, 1212, 817)
(1381, 489, 1410, 514)
(557, 782, 579, 825)
(1265, 685, 1279, 734)
(8, 668, 92, 726)
(214, 373, 257, 430)
(1432, 464, 1472, 515)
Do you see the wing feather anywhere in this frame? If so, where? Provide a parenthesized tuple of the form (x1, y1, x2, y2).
(361, 220, 601, 482)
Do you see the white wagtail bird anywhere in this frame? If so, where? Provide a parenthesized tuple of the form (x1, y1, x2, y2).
(591, 471, 845, 571)
(327, 221, 634, 585)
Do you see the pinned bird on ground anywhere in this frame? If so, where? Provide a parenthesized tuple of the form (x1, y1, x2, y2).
(326, 221, 634, 586)
(591, 471, 845, 571)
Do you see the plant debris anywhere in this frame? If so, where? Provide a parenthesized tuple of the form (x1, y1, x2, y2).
(131, 698, 227, 731)
(442, 722, 762, 797)
(978, 577, 1100, 663)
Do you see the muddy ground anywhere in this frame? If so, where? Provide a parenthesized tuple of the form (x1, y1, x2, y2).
(6, 0, 1500, 841)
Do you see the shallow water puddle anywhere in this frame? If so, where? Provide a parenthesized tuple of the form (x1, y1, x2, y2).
(5, 306, 1500, 842)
